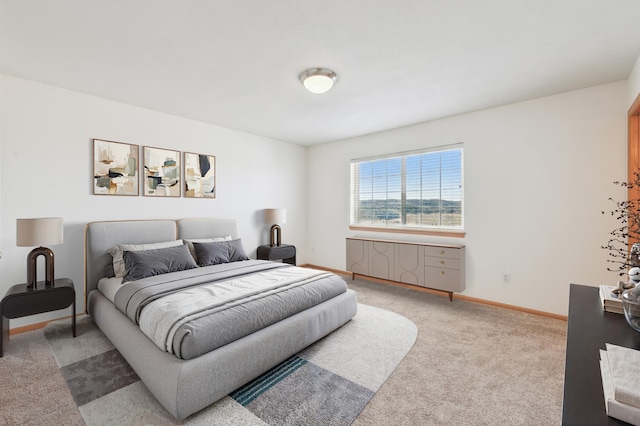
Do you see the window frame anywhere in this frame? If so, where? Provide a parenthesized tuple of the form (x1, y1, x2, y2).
(349, 144, 465, 238)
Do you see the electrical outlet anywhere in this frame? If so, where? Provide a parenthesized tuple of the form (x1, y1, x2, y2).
(502, 274, 511, 284)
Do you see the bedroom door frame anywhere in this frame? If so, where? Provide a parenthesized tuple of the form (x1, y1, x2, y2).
(628, 92, 640, 248)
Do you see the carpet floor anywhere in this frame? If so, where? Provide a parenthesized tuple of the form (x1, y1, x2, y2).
(39, 302, 415, 425)
(0, 277, 567, 425)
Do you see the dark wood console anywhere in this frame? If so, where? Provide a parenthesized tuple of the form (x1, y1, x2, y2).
(563, 283, 640, 425)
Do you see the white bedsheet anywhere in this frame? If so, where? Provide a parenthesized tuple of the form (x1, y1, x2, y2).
(97, 276, 124, 303)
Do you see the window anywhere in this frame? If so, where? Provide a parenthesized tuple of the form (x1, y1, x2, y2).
(350, 144, 464, 234)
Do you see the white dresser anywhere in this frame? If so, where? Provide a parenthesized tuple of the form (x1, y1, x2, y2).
(346, 237, 465, 300)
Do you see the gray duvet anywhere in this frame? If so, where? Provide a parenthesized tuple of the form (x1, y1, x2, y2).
(113, 260, 348, 360)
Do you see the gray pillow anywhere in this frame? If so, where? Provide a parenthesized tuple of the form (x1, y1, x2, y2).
(193, 239, 249, 266)
(227, 238, 249, 262)
(193, 241, 230, 266)
(123, 244, 198, 282)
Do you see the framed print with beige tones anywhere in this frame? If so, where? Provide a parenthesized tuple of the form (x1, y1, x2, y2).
(93, 139, 139, 196)
(184, 152, 216, 198)
(143, 146, 181, 197)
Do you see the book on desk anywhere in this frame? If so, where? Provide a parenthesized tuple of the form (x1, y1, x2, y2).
(600, 285, 624, 314)
(601, 343, 640, 425)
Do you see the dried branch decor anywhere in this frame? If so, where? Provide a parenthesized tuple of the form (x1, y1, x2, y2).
(602, 171, 640, 276)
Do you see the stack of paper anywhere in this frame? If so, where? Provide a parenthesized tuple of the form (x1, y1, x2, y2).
(600, 285, 624, 314)
(600, 343, 640, 425)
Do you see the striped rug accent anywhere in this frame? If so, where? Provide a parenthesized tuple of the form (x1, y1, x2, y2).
(230, 356, 307, 406)
(43, 304, 418, 425)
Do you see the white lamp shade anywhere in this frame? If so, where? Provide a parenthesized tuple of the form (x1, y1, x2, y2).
(264, 208, 286, 225)
(17, 217, 64, 247)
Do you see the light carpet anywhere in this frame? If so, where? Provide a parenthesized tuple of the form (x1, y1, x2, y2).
(43, 303, 417, 425)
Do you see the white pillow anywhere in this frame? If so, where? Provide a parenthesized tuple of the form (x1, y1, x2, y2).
(184, 236, 232, 261)
(107, 239, 184, 278)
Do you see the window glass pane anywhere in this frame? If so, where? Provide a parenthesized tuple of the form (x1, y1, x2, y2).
(350, 145, 463, 230)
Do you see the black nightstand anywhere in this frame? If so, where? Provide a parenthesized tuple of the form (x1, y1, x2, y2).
(1, 278, 76, 357)
(257, 244, 296, 265)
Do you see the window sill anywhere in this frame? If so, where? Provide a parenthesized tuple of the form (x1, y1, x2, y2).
(349, 225, 465, 238)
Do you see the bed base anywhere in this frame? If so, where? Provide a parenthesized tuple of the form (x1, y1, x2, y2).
(85, 218, 358, 419)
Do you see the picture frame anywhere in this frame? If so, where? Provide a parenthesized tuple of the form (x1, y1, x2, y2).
(143, 146, 181, 197)
(93, 139, 139, 196)
(184, 152, 216, 198)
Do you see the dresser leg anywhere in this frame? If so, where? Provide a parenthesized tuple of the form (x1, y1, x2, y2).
(448, 292, 453, 302)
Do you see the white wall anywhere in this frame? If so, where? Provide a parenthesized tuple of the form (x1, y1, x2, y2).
(307, 81, 628, 316)
(0, 75, 307, 327)
(629, 54, 640, 108)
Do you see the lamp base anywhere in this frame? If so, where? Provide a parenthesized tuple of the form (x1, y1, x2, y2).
(270, 224, 282, 247)
(26, 246, 55, 288)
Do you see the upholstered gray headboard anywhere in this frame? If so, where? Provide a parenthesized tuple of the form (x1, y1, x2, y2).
(84, 217, 239, 307)
(176, 217, 238, 240)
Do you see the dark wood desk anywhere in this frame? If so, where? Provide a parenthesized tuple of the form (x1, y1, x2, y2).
(563, 284, 640, 425)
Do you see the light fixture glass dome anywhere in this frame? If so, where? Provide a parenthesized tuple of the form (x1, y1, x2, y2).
(299, 68, 337, 94)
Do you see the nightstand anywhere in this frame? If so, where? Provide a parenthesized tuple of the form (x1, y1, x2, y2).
(1, 278, 76, 357)
(257, 244, 296, 265)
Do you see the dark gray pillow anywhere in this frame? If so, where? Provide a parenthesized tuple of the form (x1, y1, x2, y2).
(193, 239, 249, 266)
(193, 241, 230, 266)
(123, 244, 197, 282)
(227, 238, 249, 262)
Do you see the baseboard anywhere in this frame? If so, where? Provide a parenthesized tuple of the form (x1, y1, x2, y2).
(9, 313, 82, 335)
(301, 264, 567, 321)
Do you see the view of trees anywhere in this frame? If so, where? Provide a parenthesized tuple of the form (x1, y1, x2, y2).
(354, 199, 462, 227)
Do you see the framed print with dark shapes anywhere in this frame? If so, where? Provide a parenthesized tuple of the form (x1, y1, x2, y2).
(184, 152, 216, 198)
(143, 146, 181, 197)
(93, 139, 139, 196)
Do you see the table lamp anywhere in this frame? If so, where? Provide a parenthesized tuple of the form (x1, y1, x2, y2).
(264, 208, 286, 247)
(16, 217, 64, 288)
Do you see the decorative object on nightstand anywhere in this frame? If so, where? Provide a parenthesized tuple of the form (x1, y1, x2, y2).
(16, 217, 63, 288)
(264, 208, 286, 247)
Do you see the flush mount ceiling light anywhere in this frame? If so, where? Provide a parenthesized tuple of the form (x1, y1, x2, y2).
(299, 68, 337, 94)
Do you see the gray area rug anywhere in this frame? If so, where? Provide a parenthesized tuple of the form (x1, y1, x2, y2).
(43, 303, 417, 425)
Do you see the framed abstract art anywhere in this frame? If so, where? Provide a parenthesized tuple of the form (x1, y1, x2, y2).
(184, 152, 216, 198)
(143, 146, 181, 197)
(93, 139, 139, 196)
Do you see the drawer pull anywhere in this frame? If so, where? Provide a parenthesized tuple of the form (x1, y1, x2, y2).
(440, 260, 445, 264)
(440, 270, 445, 275)
(440, 250, 445, 255)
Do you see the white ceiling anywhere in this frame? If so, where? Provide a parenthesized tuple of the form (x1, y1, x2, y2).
(1, 1, 640, 146)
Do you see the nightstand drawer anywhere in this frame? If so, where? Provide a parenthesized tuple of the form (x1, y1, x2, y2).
(269, 245, 296, 260)
(257, 244, 297, 265)
(2, 288, 73, 318)
(1, 278, 76, 357)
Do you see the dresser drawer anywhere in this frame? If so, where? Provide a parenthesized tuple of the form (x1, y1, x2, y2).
(424, 256, 461, 270)
(424, 246, 460, 259)
(425, 266, 463, 292)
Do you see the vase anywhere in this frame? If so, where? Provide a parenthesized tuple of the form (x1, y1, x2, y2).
(622, 285, 640, 332)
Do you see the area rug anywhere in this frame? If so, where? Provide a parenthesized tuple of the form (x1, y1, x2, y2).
(44, 303, 417, 425)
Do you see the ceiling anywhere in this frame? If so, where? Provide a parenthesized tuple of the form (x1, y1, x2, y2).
(1, 1, 640, 146)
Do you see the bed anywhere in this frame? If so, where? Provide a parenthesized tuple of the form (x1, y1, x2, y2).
(85, 217, 357, 419)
